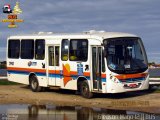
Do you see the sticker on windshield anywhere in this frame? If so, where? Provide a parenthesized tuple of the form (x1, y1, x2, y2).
(124, 64, 131, 69)
(108, 47, 115, 54)
(109, 63, 116, 70)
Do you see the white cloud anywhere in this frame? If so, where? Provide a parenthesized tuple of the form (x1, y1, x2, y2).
(0, 47, 6, 61)
(147, 52, 160, 55)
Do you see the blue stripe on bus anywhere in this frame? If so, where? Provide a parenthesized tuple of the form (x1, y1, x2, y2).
(49, 74, 61, 78)
(8, 70, 46, 76)
(7, 70, 107, 82)
(102, 78, 106, 82)
(8, 70, 29, 75)
(72, 75, 106, 82)
(35, 73, 47, 76)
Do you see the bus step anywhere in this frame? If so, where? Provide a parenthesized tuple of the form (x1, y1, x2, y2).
(49, 86, 61, 90)
(92, 90, 102, 93)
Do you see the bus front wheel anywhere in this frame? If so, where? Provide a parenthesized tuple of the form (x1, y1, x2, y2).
(30, 75, 42, 92)
(80, 80, 93, 98)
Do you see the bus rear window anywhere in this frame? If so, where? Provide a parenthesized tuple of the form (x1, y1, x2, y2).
(8, 40, 20, 59)
(21, 40, 34, 59)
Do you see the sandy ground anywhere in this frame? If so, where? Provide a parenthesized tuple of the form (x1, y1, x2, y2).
(0, 85, 160, 114)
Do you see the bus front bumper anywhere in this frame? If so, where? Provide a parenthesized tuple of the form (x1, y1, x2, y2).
(107, 78, 149, 93)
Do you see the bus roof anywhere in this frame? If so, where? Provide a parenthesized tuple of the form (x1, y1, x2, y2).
(8, 30, 138, 40)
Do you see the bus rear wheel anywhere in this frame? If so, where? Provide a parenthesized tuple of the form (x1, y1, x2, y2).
(80, 80, 93, 98)
(30, 75, 42, 92)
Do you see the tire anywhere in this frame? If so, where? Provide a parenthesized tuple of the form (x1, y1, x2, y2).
(80, 80, 93, 98)
(76, 81, 82, 95)
(30, 75, 42, 92)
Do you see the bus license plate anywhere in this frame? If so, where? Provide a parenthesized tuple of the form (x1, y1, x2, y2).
(128, 83, 137, 88)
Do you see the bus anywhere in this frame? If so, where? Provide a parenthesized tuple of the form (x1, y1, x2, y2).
(7, 30, 149, 98)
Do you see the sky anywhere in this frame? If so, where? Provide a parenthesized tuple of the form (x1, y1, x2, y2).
(0, 0, 160, 63)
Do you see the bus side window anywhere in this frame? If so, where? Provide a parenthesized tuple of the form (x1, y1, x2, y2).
(69, 39, 88, 61)
(21, 40, 34, 59)
(61, 39, 69, 61)
(8, 40, 20, 59)
(35, 39, 45, 60)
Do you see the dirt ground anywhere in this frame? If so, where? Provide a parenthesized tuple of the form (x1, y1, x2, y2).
(0, 85, 160, 114)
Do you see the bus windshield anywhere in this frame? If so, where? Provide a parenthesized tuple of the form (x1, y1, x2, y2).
(103, 37, 148, 74)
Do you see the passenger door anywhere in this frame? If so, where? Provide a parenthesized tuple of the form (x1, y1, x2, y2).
(48, 45, 60, 86)
(91, 46, 103, 91)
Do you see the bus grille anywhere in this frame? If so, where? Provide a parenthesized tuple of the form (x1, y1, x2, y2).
(120, 77, 145, 83)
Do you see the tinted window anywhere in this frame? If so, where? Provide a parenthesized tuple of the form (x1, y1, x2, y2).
(102, 50, 105, 72)
(61, 39, 69, 61)
(69, 39, 88, 61)
(35, 39, 45, 60)
(8, 40, 20, 58)
(55, 46, 60, 66)
(49, 46, 60, 66)
(49, 46, 54, 66)
(104, 37, 148, 74)
(21, 40, 34, 59)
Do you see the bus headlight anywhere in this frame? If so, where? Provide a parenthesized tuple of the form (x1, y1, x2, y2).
(113, 78, 119, 83)
(110, 75, 119, 83)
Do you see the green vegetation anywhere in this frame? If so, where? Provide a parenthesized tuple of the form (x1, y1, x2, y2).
(0, 61, 6, 69)
(148, 62, 155, 66)
(150, 88, 160, 93)
(149, 85, 160, 93)
(0, 79, 19, 85)
(154, 89, 160, 93)
(150, 76, 160, 78)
